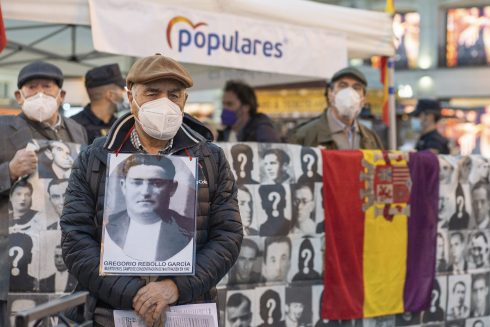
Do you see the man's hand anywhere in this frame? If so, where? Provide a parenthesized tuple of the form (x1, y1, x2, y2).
(9, 149, 37, 181)
(133, 279, 179, 327)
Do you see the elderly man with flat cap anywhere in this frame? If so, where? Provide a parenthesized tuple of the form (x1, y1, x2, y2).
(411, 99, 450, 154)
(289, 67, 383, 149)
(61, 54, 242, 327)
(72, 63, 129, 144)
(0, 61, 87, 324)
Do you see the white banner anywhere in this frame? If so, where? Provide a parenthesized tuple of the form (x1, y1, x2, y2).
(88, 0, 347, 78)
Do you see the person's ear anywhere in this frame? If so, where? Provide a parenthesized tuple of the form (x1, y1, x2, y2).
(15, 90, 23, 105)
(45, 149, 54, 161)
(181, 93, 188, 113)
(240, 104, 251, 115)
(120, 179, 126, 195)
(169, 181, 178, 197)
(59, 90, 66, 102)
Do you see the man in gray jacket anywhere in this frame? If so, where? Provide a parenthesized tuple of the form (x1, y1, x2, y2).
(0, 61, 87, 324)
(289, 67, 382, 150)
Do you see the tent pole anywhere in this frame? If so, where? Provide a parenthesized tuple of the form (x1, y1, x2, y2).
(388, 57, 397, 150)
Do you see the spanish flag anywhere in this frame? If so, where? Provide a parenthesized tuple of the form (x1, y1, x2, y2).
(321, 150, 439, 320)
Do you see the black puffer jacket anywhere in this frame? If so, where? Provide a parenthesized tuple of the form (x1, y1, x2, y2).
(60, 113, 242, 313)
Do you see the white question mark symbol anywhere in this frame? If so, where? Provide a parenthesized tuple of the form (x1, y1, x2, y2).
(301, 248, 312, 275)
(237, 153, 247, 179)
(9, 246, 24, 276)
(456, 196, 464, 218)
(303, 154, 315, 178)
(268, 192, 280, 218)
(430, 289, 439, 311)
(266, 298, 276, 325)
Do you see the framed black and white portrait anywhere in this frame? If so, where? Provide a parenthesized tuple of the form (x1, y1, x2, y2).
(100, 153, 197, 275)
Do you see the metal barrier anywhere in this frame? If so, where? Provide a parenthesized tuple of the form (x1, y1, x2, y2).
(14, 292, 92, 327)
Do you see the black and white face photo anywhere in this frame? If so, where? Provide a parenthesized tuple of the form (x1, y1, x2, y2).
(226, 143, 260, 185)
(261, 237, 291, 284)
(471, 182, 490, 229)
(439, 156, 456, 185)
(258, 184, 292, 237)
(285, 286, 312, 327)
(436, 231, 449, 273)
(447, 275, 471, 321)
(291, 183, 317, 236)
(101, 154, 197, 274)
(469, 156, 490, 185)
(259, 145, 294, 185)
(290, 236, 322, 283)
(468, 231, 490, 270)
(228, 237, 262, 286)
(226, 290, 255, 327)
(422, 276, 447, 323)
(9, 232, 38, 292)
(238, 185, 259, 236)
(470, 273, 490, 318)
(448, 231, 468, 274)
(290, 145, 323, 185)
(255, 286, 285, 327)
(37, 140, 79, 180)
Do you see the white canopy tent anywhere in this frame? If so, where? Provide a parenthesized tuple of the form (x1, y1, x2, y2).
(2, 0, 394, 72)
(1, 0, 395, 120)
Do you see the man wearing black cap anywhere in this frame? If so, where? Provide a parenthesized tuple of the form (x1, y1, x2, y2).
(60, 54, 242, 327)
(0, 60, 87, 324)
(72, 63, 128, 144)
(412, 99, 450, 154)
(289, 67, 383, 149)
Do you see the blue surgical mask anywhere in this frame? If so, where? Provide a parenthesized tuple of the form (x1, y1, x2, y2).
(221, 108, 237, 127)
(411, 118, 421, 131)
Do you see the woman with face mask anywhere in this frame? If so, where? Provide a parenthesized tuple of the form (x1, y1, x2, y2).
(218, 80, 280, 143)
(289, 67, 383, 150)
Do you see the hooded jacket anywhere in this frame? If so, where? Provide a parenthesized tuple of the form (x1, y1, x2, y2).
(60, 112, 242, 314)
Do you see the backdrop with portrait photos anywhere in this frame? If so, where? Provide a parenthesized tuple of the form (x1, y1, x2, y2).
(5, 140, 490, 327)
(216, 143, 490, 327)
(6, 139, 81, 324)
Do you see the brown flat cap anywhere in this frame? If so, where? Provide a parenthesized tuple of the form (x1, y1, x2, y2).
(126, 54, 193, 88)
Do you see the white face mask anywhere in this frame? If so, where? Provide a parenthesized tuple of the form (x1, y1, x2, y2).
(133, 97, 183, 140)
(334, 87, 362, 120)
(21, 91, 60, 123)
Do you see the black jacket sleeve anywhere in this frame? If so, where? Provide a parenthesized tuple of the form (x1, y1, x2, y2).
(60, 145, 145, 309)
(171, 145, 243, 304)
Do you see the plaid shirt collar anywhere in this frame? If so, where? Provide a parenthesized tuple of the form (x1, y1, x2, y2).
(130, 127, 173, 155)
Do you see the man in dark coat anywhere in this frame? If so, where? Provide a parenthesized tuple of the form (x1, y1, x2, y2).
(72, 64, 128, 144)
(61, 54, 242, 327)
(0, 61, 87, 325)
(412, 99, 450, 154)
(218, 80, 280, 142)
